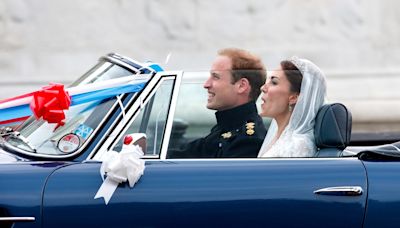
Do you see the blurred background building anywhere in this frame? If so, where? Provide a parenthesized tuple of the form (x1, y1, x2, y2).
(0, 0, 399, 133)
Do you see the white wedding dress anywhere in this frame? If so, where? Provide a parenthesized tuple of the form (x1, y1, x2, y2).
(258, 57, 327, 158)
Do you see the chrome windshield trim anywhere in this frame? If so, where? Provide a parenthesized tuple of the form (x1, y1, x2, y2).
(102, 53, 158, 76)
(103, 56, 140, 74)
(89, 74, 162, 160)
(90, 71, 180, 161)
(0, 217, 35, 222)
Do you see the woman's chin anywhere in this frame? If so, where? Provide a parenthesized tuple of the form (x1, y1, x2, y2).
(260, 109, 275, 118)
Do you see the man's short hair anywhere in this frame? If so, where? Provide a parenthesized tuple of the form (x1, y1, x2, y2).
(218, 48, 266, 101)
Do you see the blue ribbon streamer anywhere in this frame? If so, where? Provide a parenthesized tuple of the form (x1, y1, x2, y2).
(0, 82, 146, 123)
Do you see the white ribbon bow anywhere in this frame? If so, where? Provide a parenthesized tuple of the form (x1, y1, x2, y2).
(94, 145, 145, 205)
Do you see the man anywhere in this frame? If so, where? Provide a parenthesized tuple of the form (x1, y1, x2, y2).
(169, 48, 267, 158)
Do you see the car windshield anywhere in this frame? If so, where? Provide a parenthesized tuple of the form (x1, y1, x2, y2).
(1, 57, 147, 157)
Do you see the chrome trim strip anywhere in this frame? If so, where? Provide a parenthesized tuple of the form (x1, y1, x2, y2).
(0, 217, 35, 222)
(79, 55, 161, 159)
(95, 76, 163, 159)
(313, 186, 363, 196)
(143, 154, 160, 159)
(91, 72, 180, 161)
(102, 54, 158, 75)
(102, 56, 141, 74)
(159, 71, 183, 160)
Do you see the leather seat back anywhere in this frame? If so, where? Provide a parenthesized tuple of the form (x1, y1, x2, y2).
(314, 103, 352, 157)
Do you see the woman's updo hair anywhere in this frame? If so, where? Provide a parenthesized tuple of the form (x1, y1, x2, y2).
(281, 60, 302, 94)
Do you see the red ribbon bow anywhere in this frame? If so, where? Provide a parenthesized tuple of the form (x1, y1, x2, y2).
(30, 83, 71, 129)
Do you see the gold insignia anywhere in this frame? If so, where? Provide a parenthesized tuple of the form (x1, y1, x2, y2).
(246, 129, 255, 135)
(246, 122, 255, 128)
(245, 122, 255, 135)
(221, 132, 232, 139)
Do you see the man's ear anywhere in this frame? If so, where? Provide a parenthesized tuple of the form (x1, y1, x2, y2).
(289, 93, 299, 105)
(236, 78, 250, 94)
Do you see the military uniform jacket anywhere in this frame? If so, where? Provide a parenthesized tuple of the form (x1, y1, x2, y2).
(169, 102, 267, 158)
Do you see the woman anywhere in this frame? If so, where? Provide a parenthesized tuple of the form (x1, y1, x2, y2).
(258, 57, 327, 157)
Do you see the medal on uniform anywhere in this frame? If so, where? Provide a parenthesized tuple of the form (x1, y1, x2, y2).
(245, 122, 255, 135)
(221, 131, 232, 139)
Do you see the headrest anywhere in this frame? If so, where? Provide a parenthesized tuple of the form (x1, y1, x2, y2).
(314, 103, 352, 149)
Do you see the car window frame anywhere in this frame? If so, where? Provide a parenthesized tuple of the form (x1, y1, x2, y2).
(91, 71, 182, 160)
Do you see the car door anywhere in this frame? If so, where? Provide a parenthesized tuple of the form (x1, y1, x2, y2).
(362, 160, 400, 228)
(41, 158, 367, 227)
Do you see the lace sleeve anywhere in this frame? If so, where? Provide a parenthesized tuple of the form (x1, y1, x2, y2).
(260, 132, 316, 158)
(290, 134, 316, 157)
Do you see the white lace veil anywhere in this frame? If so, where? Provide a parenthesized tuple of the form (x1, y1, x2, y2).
(258, 57, 327, 157)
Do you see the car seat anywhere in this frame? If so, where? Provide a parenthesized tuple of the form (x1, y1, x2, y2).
(314, 103, 352, 157)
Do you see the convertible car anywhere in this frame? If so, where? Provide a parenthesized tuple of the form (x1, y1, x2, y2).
(0, 53, 399, 228)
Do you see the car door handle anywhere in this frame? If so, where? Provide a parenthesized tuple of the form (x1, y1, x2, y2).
(313, 186, 363, 196)
(0, 217, 35, 222)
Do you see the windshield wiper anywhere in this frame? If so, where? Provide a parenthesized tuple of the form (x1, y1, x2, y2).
(0, 127, 37, 152)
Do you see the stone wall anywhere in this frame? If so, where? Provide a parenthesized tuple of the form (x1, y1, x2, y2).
(0, 0, 400, 132)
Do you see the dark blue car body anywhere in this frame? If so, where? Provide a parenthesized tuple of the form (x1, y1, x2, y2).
(0, 53, 399, 227)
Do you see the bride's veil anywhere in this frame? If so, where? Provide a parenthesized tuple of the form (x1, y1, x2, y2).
(258, 57, 327, 157)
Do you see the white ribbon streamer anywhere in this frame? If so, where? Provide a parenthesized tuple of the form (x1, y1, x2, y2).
(94, 144, 145, 205)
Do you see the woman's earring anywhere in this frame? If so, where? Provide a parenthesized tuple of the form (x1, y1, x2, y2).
(288, 104, 293, 112)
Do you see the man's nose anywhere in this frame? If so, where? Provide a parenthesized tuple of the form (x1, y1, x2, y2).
(203, 77, 211, 88)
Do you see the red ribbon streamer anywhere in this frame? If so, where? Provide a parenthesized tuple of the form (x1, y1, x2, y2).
(0, 116, 29, 126)
(30, 83, 71, 129)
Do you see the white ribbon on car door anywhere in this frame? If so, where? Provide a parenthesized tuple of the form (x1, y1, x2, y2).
(94, 145, 145, 205)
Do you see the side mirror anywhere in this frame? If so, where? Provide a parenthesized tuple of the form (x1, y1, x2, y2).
(123, 133, 147, 154)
